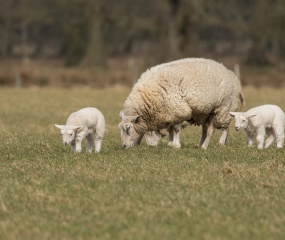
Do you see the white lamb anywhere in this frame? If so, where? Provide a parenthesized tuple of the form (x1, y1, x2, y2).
(55, 107, 105, 153)
(230, 104, 285, 149)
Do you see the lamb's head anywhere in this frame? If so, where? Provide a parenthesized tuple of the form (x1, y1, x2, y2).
(55, 124, 82, 145)
(229, 112, 256, 131)
(118, 111, 144, 148)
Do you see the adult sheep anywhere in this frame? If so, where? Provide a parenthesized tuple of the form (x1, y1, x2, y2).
(119, 58, 239, 149)
(142, 66, 245, 149)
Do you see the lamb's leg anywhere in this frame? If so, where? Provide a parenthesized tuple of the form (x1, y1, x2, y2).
(145, 131, 161, 146)
(74, 133, 86, 153)
(264, 129, 275, 149)
(171, 123, 182, 149)
(74, 138, 83, 152)
(94, 135, 103, 152)
(71, 140, 76, 152)
(276, 133, 284, 148)
(94, 128, 104, 152)
(246, 132, 255, 147)
(256, 128, 266, 149)
(273, 126, 284, 148)
(86, 134, 95, 153)
(219, 127, 229, 145)
(200, 123, 215, 150)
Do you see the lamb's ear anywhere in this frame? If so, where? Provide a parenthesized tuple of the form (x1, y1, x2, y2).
(130, 115, 141, 123)
(247, 113, 257, 119)
(229, 112, 238, 117)
(55, 124, 65, 130)
(119, 111, 124, 118)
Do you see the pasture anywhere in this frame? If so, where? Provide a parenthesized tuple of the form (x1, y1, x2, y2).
(0, 86, 285, 240)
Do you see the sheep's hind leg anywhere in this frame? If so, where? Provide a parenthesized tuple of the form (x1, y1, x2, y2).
(199, 124, 207, 148)
(200, 123, 215, 150)
(86, 134, 95, 153)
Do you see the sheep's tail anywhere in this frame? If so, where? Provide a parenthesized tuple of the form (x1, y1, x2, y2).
(239, 92, 246, 111)
(233, 64, 245, 111)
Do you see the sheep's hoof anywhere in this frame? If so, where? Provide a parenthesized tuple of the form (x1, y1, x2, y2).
(172, 144, 181, 149)
(167, 142, 173, 147)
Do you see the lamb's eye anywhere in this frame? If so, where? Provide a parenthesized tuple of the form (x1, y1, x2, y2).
(70, 134, 72, 137)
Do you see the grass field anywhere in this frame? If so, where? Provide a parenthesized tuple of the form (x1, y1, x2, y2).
(0, 86, 285, 240)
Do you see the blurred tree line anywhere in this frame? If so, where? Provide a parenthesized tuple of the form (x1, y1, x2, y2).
(1, 0, 285, 67)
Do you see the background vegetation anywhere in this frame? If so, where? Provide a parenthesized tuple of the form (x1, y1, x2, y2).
(0, 0, 285, 88)
(0, 87, 285, 240)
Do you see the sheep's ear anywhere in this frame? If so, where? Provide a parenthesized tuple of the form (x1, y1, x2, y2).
(229, 112, 238, 117)
(55, 124, 65, 130)
(119, 111, 124, 118)
(130, 115, 141, 123)
(247, 113, 256, 119)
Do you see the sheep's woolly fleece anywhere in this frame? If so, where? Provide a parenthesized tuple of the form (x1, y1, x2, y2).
(123, 58, 238, 134)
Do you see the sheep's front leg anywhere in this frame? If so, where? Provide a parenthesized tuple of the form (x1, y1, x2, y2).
(171, 123, 182, 149)
(167, 125, 174, 147)
(86, 134, 95, 153)
(219, 127, 229, 145)
(256, 128, 266, 149)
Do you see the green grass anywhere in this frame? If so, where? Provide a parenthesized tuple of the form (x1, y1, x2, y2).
(0, 87, 285, 240)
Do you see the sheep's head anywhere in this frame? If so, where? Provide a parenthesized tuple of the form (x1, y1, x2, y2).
(229, 112, 256, 131)
(118, 111, 144, 148)
(55, 124, 82, 145)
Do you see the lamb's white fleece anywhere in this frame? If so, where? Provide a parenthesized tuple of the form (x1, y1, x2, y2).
(230, 104, 285, 149)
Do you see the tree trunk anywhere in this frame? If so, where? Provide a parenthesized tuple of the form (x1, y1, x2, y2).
(80, 0, 106, 67)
